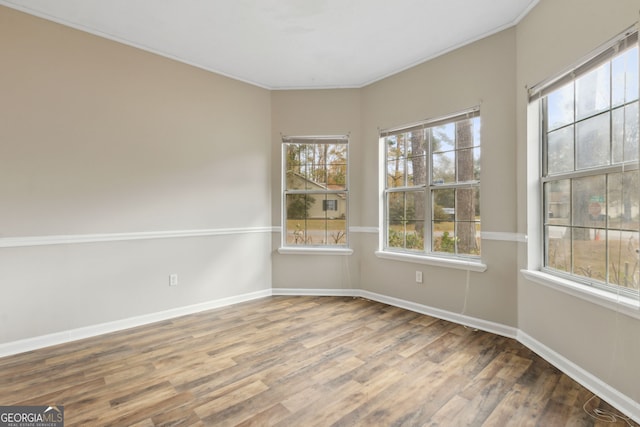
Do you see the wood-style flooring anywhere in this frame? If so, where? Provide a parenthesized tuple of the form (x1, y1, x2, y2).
(0, 296, 636, 426)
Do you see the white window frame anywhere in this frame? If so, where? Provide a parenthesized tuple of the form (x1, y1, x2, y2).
(523, 26, 640, 315)
(376, 108, 486, 272)
(279, 135, 352, 255)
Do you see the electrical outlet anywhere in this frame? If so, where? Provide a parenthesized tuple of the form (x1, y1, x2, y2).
(415, 271, 423, 283)
(169, 274, 178, 286)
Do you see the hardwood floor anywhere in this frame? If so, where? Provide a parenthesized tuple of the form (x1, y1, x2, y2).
(0, 296, 636, 426)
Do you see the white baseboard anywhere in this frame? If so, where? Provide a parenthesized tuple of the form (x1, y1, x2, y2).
(0, 227, 275, 248)
(0, 289, 271, 358)
(518, 330, 640, 424)
(358, 290, 519, 339)
(272, 287, 360, 297)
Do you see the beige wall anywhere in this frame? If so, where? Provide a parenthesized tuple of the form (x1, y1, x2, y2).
(270, 89, 362, 289)
(0, 6, 272, 343)
(270, 33, 520, 327)
(516, 0, 640, 404)
(359, 28, 519, 327)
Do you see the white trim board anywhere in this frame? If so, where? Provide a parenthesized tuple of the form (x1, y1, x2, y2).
(0, 227, 274, 248)
(0, 227, 523, 248)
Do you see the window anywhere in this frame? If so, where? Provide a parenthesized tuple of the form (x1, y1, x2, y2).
(323, 200, 338, 211)
(530, 29, 639, 297)
(380, 108, 481, 259)
(282, 136, 348, 247)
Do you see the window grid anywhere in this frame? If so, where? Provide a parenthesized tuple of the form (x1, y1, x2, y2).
(382, 109, 481, 258)
(541, 31, 639, 297)
(282, 136, 349, 248)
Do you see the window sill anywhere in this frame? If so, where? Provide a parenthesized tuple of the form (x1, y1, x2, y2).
(520, 269, 640, 320)
(375, 250, 487, 272)
(278, 247, 354, 256)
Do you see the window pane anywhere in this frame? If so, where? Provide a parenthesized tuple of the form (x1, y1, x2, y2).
(473, 147, 481, 181)
(285, 193, 347, 246)
(386, 135, 402, 161)
(547, 83, 574, 131)
(310, 162, 326, 186)
(387, 191, 425, 251)
(406, 129, 427, 157)
(546, 126, 574, 175)
(612, 102, 639, 163)
(387, 157, 406, 188)
(285, 144, 301, 174)
(407, 129, 427, 186)
(387, 230, 404, 249)
(612, 46, 639, 106)
(286, 193, 314, 220)
(576, 62, 610, 120)
(298, 144, 314, 186)
(407, 155, 426, 186)
(286, 171, 305, 190)
(407, 191, 426, 222)
(455, 188, 478, 221)
(456, 187, 480, 256)
(432, 188, 454, 252)
(545, 180, 571, 225)
(326, 219, 347, 245)
(457, 148, 478, 182)
(576, 112, 610, 169)
(456, 118, 479, 149)
(286, 144, 308, 189)
(456, 119, 472, 149)
(388, 192, 405, 224)
(432, 151, 455, 184)
(404, 221, 425, 250)
(608, 230, 640, 290)
(285, 222, 310, 245)
(326, 143, 347, 189)
(572, 228, 606, 282)
(457, 222, 480, 255)
(572, 175, 606, 228)
(433, 226, 456, 253)
(430, 123, 455, 152)
(285, 193, 314, 245)
(546, 225, 571, 272)
(608, 171, 640, 231)
(433, 188, 455, 219)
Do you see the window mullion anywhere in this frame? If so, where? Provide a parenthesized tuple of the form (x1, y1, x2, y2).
(543, 163, 638, 183)
(425, 187, 433, 254)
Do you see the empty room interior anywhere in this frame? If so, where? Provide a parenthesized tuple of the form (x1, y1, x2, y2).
(1, 0, 640, 425)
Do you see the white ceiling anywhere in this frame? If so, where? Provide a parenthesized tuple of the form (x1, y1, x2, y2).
(1, 0, 538, 89)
